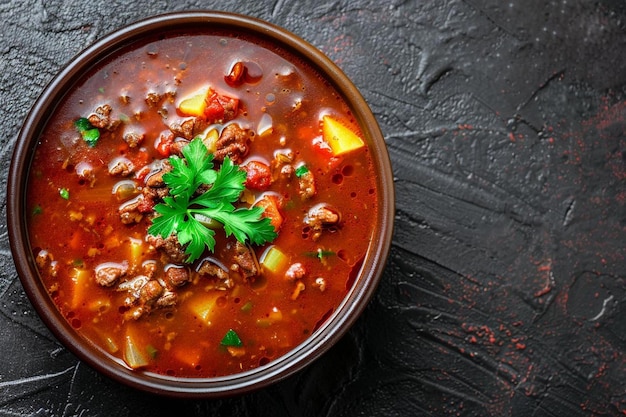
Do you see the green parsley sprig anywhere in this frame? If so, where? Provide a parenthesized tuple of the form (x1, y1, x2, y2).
(148, 138, 277, 263)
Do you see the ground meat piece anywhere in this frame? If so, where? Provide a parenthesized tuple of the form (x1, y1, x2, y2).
(75, 161, 96, 185)
(145, 92, 161, 108)
(144, 160, 172, 188)
(123, 131, 144, 148)
(213, 124, 252, 164)
(169, 117, 209, 140)
(227, 241, 258, 279)
(285, 263, 306, 281)
(139, 280, 164, 306)
(169, 138, 190, 157)
(297, 170, 316, 200)
(219, 95, 239, 122)
(108, 157, 134, 177)
(146, 234, 187, 263)
(94, 262, 128, 287)
(313, 277, 327, 292)
(142, 261, 158, 279)
(117, 275, 150, 304)
(198, 259, 233, 289)
(197, 260, 228, 280)
(88, 104, 119, 130)
(164, 265, 190, 287)
(35, 250, 53, 270)
(155, 290, 177, 308)
(145, 91, 176, 108)
(142, 185, 169, 202)
(271, 150, 295, 180)
(35, 250, 59, 277)
(280, 164, 295, 179)
(119, 196, 144, 224)
(305, 204, 341, 241)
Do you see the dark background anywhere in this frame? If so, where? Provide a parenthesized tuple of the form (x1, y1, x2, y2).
(2, 1, 626, 416)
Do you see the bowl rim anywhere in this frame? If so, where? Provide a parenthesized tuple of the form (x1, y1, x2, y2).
(7, 10, 395, 398)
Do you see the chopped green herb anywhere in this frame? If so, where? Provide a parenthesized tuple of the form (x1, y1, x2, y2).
(146, 344, 158, 359)
(82, 128, 100, 147)
(32, 205, 42, 216)
(59, 188, 70, 200)
(73, 259, 84, 267)
(148, 138, 277, 263)
(74, 117, 92, 132)
(240, 301, 253, 313)
(295, 164, 309, 178)
(220, 329, 243, 347)
(74, 117, 100, 147)
(305, 248, 335, 261)
(98, 87, 105, 94)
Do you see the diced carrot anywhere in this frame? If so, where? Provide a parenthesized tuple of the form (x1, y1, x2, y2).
(226, 346, 246, 357)
(174, 346, 203, 368)
(69, 267, 90, 309)
(255, 194, 283, 231)
(68, 231, 82, 251)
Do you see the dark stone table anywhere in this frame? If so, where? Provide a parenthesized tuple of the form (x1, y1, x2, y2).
(2, 1, 626, 415)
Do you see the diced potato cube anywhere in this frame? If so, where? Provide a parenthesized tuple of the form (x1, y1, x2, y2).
(178, 87, 209, 116)
(322, 115, 365, 155)
(203, 128, 219, 154)
(189, 294, 219, 326)
(123, 334, 149, 369)
(260, 246, 288, 274)
(128, 237, 143, 271)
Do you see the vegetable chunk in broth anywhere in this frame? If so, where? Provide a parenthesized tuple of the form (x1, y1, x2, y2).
(26, 31, 378, 378)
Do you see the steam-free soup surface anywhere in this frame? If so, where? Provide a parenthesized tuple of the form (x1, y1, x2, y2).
(27, 31, 377, 377)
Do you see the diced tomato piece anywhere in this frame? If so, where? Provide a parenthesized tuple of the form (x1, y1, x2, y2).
(135, 165, 151, 182)
(256, 194, 284, 232)
(312, 135, 334, 158)
(155, 130, 174, 158)
(204, 92, 225, 122)
(243, 161, 272, 190)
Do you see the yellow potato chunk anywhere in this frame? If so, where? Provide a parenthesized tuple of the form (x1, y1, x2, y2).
(189, 294, 219, 326)
(178, 87, 209, 116)
(260, 246, 288, 274)
(322, 115, 365, 155)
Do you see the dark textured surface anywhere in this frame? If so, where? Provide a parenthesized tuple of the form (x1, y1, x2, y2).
(2, 1, 626, 416)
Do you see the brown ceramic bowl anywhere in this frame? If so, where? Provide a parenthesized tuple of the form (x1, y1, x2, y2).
(7, 11, 394, 397)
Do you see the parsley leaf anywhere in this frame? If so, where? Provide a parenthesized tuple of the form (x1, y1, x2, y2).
(148, 138, 277, 263)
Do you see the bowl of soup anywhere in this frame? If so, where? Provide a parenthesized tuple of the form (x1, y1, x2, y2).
(7, 11, 394, 397)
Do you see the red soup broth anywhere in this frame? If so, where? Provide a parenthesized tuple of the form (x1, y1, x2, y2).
(26, 31, 378, 378)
